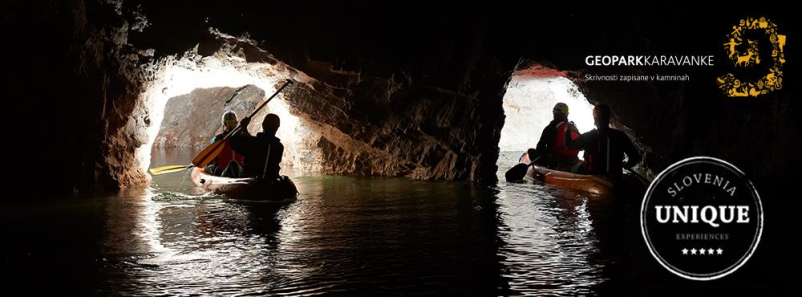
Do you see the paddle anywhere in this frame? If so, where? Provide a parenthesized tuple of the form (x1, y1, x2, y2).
(149, 164, 192, 175)
(149, 79, 294, 176)
(504, 156, 541, 182)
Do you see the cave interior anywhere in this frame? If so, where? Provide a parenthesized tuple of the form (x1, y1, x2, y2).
(2, 1, 798, 204)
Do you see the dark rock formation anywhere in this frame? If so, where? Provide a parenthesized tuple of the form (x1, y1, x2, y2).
(290, 81, 489, 179)
(2, 1, 799, 200)
(3, 0, 149, 194)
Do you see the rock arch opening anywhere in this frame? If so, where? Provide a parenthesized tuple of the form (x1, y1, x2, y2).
(498, 66, 595, 167)
(117, 29, 508, 187)
(132, 46, 326, 184)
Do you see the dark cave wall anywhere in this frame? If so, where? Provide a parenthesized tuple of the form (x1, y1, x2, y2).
(2, 0, 799, 196)
(3, 0, 149, 194)
(576, 77, 801, 185)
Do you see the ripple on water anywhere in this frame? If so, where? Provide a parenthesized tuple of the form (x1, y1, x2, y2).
(151, 191, 220, 201)
(495, 180, 609, 295)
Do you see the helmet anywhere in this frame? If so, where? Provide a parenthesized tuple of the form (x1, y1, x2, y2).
(553, 102, 569, 116)
(222, 111, 238, 129)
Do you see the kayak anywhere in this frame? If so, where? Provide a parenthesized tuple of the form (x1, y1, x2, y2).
(190, 167, 298, 201)
(518, 153, 614, 196)
(526, 164, 614, 196)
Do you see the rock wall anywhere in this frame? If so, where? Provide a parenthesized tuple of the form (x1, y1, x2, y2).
(287, 79, 492, 180)
(154, 85, 264, 149)
(2, 1, 798, 197)
(3, 0, 149, 194)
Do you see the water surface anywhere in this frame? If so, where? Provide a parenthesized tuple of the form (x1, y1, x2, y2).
(2, 149, 664, 296)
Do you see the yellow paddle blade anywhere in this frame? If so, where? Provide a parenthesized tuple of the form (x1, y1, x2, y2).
(192, 140, 228, 168)
(149, 165, 191, 176)
(150, 164, 189, 174)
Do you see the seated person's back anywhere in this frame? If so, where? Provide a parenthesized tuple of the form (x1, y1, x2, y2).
(230, 113, 284, 178)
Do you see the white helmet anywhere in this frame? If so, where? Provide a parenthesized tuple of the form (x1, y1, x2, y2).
(222, 111, 238, 128)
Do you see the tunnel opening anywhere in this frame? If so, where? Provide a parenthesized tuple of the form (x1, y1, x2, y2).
(498, 65, 595, 168)
(133, 45, 325, 183)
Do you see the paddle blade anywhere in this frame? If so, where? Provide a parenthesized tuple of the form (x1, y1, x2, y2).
(192, 140, 227, 168)
(505, 163, 530, 182)
(150, 164, 189, 174)
(150, 165, 191, 176)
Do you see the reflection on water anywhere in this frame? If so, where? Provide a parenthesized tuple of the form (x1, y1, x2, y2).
(101, 187, 291, 295)
(1, 149, 636, 296)
(496, 186, 604, 295)
(494, 152, 614, 295)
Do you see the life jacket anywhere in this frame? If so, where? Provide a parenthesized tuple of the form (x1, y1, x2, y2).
(553, 120, 580, 160)
(216, 141, 244, 168)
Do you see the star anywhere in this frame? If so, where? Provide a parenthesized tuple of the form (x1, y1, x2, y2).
(699, 249, 706, 255)
(682, 248, 688, 255)
(691, 248, 697, 255)
(708, 248, 715, 255)
(717, 248, 723, 255)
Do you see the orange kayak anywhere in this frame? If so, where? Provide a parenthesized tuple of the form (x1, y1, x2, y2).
(518, 152, 614, 196)
(190, 167, 298, 201)
(525, 165, 614, 196)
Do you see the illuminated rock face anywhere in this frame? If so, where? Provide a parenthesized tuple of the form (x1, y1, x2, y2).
(288, 78, 497, 180)
(139, 35, 502, 181)
(154, 85, 265, 149)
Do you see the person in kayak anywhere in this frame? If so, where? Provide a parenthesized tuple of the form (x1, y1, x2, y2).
(205, 111, 244, 178)
(530, 102, 581, 171)
(230, 113, 284, 179)
(565, 104, 641, 179)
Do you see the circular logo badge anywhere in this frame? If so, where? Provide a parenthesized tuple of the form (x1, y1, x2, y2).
(641, 156, 763, 281)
